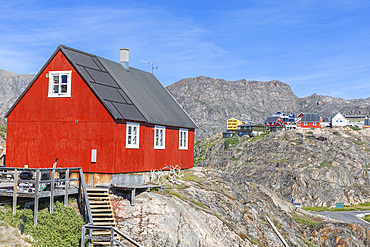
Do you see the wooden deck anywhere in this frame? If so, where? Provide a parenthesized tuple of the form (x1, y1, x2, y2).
(0, 167, 84, 226)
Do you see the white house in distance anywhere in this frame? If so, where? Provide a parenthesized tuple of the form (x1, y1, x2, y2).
(332, 112, 347, 127)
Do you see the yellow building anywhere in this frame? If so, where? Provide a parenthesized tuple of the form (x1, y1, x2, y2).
(345, 115, 369, 127)
(227, 118, 249, 130)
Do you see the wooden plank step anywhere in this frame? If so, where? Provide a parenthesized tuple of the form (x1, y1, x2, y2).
(91, 242, 111, 246)
(93, 222, 116, 226)
(88, 193, 109, 196)
(88, 197, 110, 200)
(90, 209, 113, 213)
(87, 188, 109, 192)
(92, 231, 118, 237)
(89, 196, 110, 202)
(89, 200, 111, 204)
(91, 213, 114, 216)
(90, 205, 112, 208)
(93, 218, 115, 222)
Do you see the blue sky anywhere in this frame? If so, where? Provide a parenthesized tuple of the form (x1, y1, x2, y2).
(0, 0, 369, 99)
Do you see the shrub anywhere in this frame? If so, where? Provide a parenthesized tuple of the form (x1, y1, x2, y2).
(0, 201, 84, 247)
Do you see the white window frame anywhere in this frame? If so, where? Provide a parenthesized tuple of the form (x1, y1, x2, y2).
(304, 122, 307, 126)
(48, 71, 72, 98)
(126, 122, 140, 149)
(313, 122, 316, 126)
(154, 126, 165, 149)
(179, 128, 188, 150)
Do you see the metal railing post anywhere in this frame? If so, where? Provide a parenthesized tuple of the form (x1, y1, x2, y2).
(50, 168, 55, 213)
(12, 169, 18, 216)
(34, 169, 40, 226)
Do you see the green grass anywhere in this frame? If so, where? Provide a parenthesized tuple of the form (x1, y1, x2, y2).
(229, 156, 240, 161)
(163, 189, 188, 200)
(306, 131, 313, 135)
(224, 137, 240, 150)
(299, 163, 310, 168)
(270, 159, 288, 164)
(318, 160, 331, 169)
(333, 131, 341, 137)
(191, 200, 206, 208)
(182, 171, 203, 181)
(350, 126, 361, 131)
(0, 201, 84, 247)
(350, 139, 365, 145)
(294, 217, 320, 229)
(364, 214, 370, 223)
(303, 202, 370, 212)
(249, 132, 269, 142)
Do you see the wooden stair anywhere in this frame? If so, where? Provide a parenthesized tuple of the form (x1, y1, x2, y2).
(87, 188, 118, 246)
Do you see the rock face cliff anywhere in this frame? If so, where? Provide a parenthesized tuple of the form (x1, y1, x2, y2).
(167, 76, 370, 138)
(195, 127, 370, 208)
(0, 69, 34, 118)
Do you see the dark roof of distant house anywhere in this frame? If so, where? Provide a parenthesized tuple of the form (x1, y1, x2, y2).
(5, 45, 197, 129)
(301, 113, 320, 122)
(344, 115, 368, 118)
(322, 117, 330, 122)
(238, 123, 265, 127)
(265, 116, 281, 123)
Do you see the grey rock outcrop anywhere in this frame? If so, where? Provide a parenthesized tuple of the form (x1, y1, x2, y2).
(195, 128, 370, 207)
(112, 167, 370, 246)
(0, 69, 34, 117)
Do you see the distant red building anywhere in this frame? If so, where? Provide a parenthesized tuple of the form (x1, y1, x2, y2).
(264, 116, 284, 130)
(296, 113, 321, 129)
(5, 45, 197, 184)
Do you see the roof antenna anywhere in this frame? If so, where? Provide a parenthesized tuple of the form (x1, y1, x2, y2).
(141, 60, 158, 74)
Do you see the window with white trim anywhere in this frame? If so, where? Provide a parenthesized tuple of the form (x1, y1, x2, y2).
(179, 128, 188, 150)
(48, 71, 72, 97)
(304, 122, 307, 126)
(154, 126, 165, 149)
(313, 122, 316, 126)
(126, 122, 140, 149)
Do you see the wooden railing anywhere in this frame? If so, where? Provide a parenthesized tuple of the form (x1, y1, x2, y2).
(81, 225, 143, 247)
(77, 169, 142, 247)
(0, 167, 81, 225)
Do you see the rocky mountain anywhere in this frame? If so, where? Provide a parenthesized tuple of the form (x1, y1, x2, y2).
(195, 127, 370, 208)
(167, 76, 370, 138)
(0, 69, 34, 118)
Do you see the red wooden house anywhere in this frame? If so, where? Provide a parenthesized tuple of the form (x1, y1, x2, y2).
(296, 113, 321, 129)
(264, 116, 284, 130)
(5, 45, 197, 185)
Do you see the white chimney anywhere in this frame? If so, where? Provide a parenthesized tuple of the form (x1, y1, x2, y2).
(120, 48, 129, 70)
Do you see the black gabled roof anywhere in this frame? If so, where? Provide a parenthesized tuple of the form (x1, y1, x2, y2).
(301, 113, 320, 122)
(6, 45, 197, 129)
(265, 116, 280, 123)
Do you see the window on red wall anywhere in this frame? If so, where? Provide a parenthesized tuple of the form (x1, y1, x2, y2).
(179, 129, 188, 150)
(126, 122, 140, 149)
(48, 71, 72, 97)
(154, 126, 165, 149)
